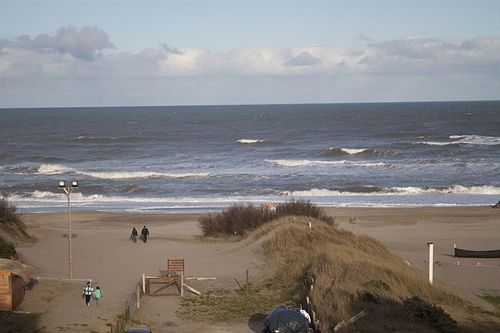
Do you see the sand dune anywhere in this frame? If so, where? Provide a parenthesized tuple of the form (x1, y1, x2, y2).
(14, 207, 500, 332)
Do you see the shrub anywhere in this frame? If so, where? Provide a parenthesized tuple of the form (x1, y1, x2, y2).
(199, 204, 271, 236)
(199, 200, 335, 236)
(0, 196, 30, 247)
(276, 199, 336, 226)
(0, 237, 17, 259)
(404, 296, 457, 332)
(0, 197, 23, 225)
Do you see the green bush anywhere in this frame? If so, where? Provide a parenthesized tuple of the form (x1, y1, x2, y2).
(404, 296, 457, 332)
(0, 197, 28, 236)
(0, 196, 24, 227)
(0, 237, 17, 259)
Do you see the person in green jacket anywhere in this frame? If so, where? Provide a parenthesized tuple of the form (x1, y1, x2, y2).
(94, 286, 103, 307)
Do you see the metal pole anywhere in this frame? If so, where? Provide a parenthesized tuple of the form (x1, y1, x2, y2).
(63, 186, 73, 279)
(68, 187, 73, 279)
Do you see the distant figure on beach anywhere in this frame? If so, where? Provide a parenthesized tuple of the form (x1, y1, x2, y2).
(82, 281, 93, 307)
(94, 286, 103, 307)
(130, 227, 138, 243)
(141, 225, 149, 243)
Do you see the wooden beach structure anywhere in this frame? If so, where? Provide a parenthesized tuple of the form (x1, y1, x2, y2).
(0, 259, 34, 311)
(145, 258, 185, 296)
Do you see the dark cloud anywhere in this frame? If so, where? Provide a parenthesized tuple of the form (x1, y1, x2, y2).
(285, 51, 322, 67)
(1, 25, 114, 60)
(356, 33, 372, 42)
(159, 43, 182, 55)
(360, 36, 500, 74)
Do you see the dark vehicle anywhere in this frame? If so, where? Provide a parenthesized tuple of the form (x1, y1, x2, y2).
(126, 328, 152, 333)
(263, 305, 314, 333)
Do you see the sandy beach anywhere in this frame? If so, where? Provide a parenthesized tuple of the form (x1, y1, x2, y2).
(14, 206, 500, 332)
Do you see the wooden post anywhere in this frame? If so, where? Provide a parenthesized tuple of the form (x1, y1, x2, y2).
(246, 270, 249, 296)
(308, 222, 312, 229)
(136, 285, 140, 309)
(180, 271, 184, 297)
(428, 242, 434, 284)
(142, 274, 145, 294)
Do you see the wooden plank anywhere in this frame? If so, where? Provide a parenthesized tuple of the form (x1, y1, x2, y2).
(183, 284, 201, 295)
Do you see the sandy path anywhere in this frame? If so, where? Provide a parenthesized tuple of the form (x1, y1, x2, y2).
(17, 212, 266, 333)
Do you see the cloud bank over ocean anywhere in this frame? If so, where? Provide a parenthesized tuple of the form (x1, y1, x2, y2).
(1, 25, 499, 107)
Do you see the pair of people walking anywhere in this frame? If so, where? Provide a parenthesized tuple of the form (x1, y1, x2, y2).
(130, 225, 149, 243)
(82, 281, 103, 307)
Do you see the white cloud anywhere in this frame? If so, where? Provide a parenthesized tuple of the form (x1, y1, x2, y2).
(1, 25, 499, 107)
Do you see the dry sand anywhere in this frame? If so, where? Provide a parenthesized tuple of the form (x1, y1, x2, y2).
(14, 207, 500, 332)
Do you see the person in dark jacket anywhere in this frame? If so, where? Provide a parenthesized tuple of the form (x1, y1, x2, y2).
(141, 225, 149, 243)
(130, 227, 138, 243)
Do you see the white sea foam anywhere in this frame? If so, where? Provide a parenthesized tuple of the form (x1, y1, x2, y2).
(419, 134, 500, 146)
(267, 159, 346, 167)
(80, 171, 210, 179)
(266, 159, 384, 167)
(36, 163, 209, 179)
(282, 185, 500, 196)
(37, 164, 73, 175)
(388, 185, 500, 195)
(340, 148, 367, 154)
(10, 192, 262, 204)
(237, 139, 265, 144)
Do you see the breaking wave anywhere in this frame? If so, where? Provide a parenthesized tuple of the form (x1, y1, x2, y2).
(237, 139, 265, 144)
(341, 148, 368, 154)
(38, 164, 73, 175)
(281, 185, 500, 196)
(36, 164, 209, 179)
(266, 159, 385, 168)
(318, 147, 396, 157)
(82, 171, 210, 179)
(419, 135, 500, 146)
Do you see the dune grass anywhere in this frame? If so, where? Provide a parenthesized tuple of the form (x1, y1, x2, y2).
(260, 216, 500, 332)
(0, 197, 32, 258)
(187, 204, 500, 332)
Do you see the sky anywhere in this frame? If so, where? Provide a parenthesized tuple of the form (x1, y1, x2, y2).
(1, 0, 499, 108)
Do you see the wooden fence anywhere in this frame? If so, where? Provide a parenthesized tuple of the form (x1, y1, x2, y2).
(108, 282, 142, 333)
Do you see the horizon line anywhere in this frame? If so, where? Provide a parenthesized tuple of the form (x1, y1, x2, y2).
(1, 98, 499, 110)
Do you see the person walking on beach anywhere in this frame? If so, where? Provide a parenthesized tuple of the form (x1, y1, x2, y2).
(94, 286, 103, 307)
(82, 281, 93, 307)
(141, 225, 149, 243)
(130, 227, 138, 243)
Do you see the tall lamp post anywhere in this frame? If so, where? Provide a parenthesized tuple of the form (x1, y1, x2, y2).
(59, 180, 79, 279)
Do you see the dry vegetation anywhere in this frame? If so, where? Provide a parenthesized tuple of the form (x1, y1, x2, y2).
(198, 200, 335, 236)
(191, 203, 500, 332)
(0, 197, 31, 258)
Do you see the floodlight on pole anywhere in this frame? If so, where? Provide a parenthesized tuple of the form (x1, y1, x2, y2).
(59, 180, 79, 279)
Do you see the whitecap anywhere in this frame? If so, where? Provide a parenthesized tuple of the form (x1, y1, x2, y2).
(419, 134, 500, 146)
(266, 159, 383, 168)
(237, 139, 265, 144)
(79, 171, 210, 179)
(37, 164, 73, 175)
(340, 148, 367, 154)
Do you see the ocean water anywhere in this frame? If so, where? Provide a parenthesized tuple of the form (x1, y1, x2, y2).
(1, 101, 499, 213)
